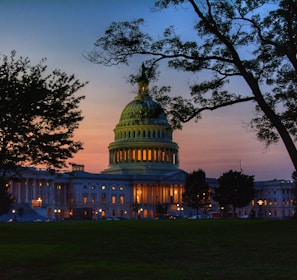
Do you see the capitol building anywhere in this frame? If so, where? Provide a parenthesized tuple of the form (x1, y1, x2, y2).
(4, 73, 296, 221)
(6, 73, 188, 220)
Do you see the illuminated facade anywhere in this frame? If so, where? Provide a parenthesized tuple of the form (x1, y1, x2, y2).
(2, 72, 296, 221)
(4, 73, 187, 220)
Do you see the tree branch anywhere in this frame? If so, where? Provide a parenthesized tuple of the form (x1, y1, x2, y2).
(175, 96, 255, 123)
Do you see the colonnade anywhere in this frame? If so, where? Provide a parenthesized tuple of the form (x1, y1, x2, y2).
(115, 127, 172, 141)
(7, 177, 68, 207)
(109, 147, 178, 165)
(133, 183, 183, 205)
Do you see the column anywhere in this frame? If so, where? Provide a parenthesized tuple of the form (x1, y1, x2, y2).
(17, 183, 21, 203)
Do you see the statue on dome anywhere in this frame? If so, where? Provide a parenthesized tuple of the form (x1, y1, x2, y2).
(136, 63, 150, 94)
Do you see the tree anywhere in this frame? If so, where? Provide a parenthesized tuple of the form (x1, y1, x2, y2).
(86, 0, 297, 173)
(292, 171, 297, 219)
(213, 170, 255, 217)
(182, 169, 210, 218)
(0, 51, 87, 213)
(156, 202, 169, 218)
(0, 177, 14, 216)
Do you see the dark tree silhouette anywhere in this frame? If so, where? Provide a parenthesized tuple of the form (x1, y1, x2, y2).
(0, 51, 87, 214)
(292, 171, 297, 219)
(182, 169, 210, 218)
(0, 177, 14, 216)
(214, 170, 255, 217)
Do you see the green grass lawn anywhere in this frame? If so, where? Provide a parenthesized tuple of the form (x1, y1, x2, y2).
(0, 219, 297, 280)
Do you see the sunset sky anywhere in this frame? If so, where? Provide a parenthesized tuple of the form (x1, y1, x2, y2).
(0, 0, 294, 181)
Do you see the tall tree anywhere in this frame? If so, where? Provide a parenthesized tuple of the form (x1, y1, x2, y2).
(86, 0, 297, 173)
(0, 177, 14, 216)
(292, 171, 297, 218)
(182, 169, 210, 218)
(0, 51, 87, 213)
(213, 170, 255, 217)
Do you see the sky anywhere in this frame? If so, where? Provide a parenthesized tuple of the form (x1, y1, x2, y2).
(0, 0, 295, 181)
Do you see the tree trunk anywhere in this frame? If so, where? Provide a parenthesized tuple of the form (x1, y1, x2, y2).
(245, 74, 297, 173)
(256, 91, 297, 172)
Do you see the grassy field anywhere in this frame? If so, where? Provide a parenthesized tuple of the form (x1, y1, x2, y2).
(0, 219, 297, 280)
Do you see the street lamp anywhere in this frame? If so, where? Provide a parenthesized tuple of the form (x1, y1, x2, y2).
(54, 209, 57, 221)
(257, 199, 264, 218)
(54, 208, 61, 221)
(37, 197, 42, 207)
(177, 203, 183, 218)
(12, 209, 16, 222)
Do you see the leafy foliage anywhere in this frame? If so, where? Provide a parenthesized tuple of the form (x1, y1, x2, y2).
(87, 0, 297, 172)
(0, 51, 87, 172)
(214, 170, 255, 216)
(182, 169, 211, 216)
(156, 202, 168, 216)
(0, 51, 86, 214)
(0, 177, 14, 215)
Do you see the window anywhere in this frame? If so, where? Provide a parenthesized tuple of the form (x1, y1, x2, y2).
(102, 185, 106, 190)
(91, 196, 96, 203)
(83, 195, 87, 203)
(120, 186, 124, 191)
(101, 193, 106, 204)
(112, 195, 116, 204)
(120, 195, 124, 204)
(112, 186, 116, 191)
(91, 185, 95, 190)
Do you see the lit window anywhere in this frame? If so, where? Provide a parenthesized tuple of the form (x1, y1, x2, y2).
(112, 195, 116, 204)
(148, 149, 152, 161)
(112, 186, 116, 191)
(91, 185, 95, 190)
(102, 185, 106, 190)
(83, 195, 87, 203)
(120, 195, 124, 204)
(120, 186, 124, 191)
(91, 196, 96, 203)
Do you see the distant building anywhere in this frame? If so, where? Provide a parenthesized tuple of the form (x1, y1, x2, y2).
(4, 74, 296, 220)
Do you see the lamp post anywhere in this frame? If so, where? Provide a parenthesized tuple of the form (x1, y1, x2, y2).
(220, 206, 225, 218)
(54, 209, 57, 221)
(54, 208, 61, 221)
(37, 197, 42, 207)
(12, 209, 16, 222)
(257, 199, 264, 218)
(177, 203, 183, 218)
